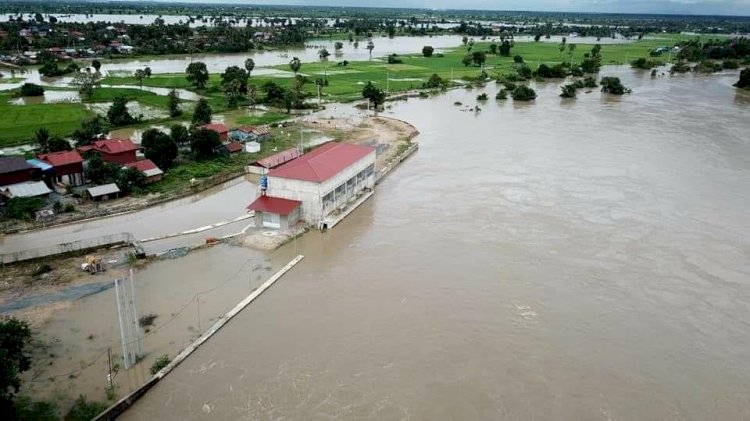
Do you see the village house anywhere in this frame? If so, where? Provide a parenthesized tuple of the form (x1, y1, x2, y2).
(214, 141, 244, 156)
(38, 150, 85, 186)
(0, 157, 37, 186)
(78, 139, 138, 165)
(247, 142, 376, 229)
(229, 125, 271, 143)
(201, 123, 229, 141)
(124, 159, 164, 183)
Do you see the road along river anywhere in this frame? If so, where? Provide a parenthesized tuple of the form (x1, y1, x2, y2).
(114, 67, 750, 419)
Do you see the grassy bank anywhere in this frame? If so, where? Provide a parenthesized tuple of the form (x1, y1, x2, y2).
(0, 93, 94, 146)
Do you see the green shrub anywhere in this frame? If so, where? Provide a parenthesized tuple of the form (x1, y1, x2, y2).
(5, 197, 45, 221)
(150, 354, 171, 375)
(64, 395, 108, 421)
(476, 93, 488, 101)
(511, 85, 537, 101)
(495, 89, 508, 100)
(20, 83, 45, 96)
(600, 76, 630, 95)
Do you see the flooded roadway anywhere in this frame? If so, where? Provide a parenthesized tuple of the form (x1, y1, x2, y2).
(0, 177, 257, 255)
(120, 68, 750, 420)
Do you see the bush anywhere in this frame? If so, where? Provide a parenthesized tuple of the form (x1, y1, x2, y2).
(535, 63, 568, 78)
(387, 54, 402, 64)
(631, 57, 663, 69)
(422, 46, 434, 57)
(600, 76, 630, 95)
(5, 197, 45, 220)
(64, 395, 108, 421)
(19, 83, 44, 96)
(583, 76, 598, 88)
(694, 60, 722, 73)
(495, 89, 508, 100)
(736, 68, 750, 89)
(476, 93, 488, 101)
(722, 60, 740, 69)
(560, 84, 577, 98)
(423, 73, 446, 89)
(671, 61, 692, 73)
(63, 203, 76, 213)
(511, 85, 537, 101)
(150, 354, 171, 375)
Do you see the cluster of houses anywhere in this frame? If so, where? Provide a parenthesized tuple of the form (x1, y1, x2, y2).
(0, 138, 161, 207)
(0, 122, 274, 217)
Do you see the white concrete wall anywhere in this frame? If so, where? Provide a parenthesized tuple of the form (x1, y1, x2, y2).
(266, 150, 376, 226)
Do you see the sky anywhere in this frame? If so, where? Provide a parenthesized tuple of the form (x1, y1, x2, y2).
(149, 0, 750, 16)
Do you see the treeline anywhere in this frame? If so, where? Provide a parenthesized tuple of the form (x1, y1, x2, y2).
(677, 37, 750, 61)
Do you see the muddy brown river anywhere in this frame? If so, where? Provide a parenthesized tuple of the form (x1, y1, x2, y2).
(114, 68, 750, 419)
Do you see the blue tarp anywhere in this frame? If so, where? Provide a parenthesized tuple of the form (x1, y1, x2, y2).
(27, 158, 53, 171)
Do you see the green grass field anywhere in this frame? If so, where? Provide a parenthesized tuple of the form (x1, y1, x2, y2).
(0, 93, 94, 147)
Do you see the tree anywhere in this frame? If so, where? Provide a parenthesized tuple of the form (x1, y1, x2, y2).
(496, 89, 508, 100)
(92, 59, 101, 73)
(144, 66, 152, 78)
(489, 43, 498, 55)
(568, 43, 577, 61)
(118, 167, 147, 194)
(107, 95, 136, 126)
(248, 83, 258, 109)
(353, 40, 359, 49)
(244, 58, 255, 75)
(462, 55, 473, 67)
(73, 116, 108, 146)
(0, 317, 32, 412)
(511, 85, 537, 101)
(167, 89, 181, 118)
(86, 154, 121, 185)
(34, 128, 50, 152)
(192, 99, 212, 125)
(735, 68, 750, 89)
(48, 136, 72, 153)
(600, 76, 630, 95)
(262, 80, 286, 104)
(362, 81, 385, 108)
(462, 35, 468, 46)
(471, 51, 487, 67)
(5, 197, 45, 220)
(190, 128, 221, 159)
(367, 40, 375, 59)
(223, 79, 244, 108)
(534, 33, 542, 42)
(318, 48, 330, 59)
(559, 37, 567, 57)
(499, 40, 511, 57)
(170, 124, 190, 146)
(186, 62, 209, 89)
(289, 57, 301, 74)
(334, 41, 343, 51)
(19, 83, 44, 96)
(513, 55, 524, 64)
(560, 83, 577, 98)
(71, 72, 98, 99)
(134, 69, 146, 89)
(220, 66, 249, 92)
(422, 46, 434, 57)
(142, 129, 178, 169)
(468, 38, 475, 51)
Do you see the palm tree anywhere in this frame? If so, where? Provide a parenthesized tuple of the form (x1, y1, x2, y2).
(367, 41, 375, 59)
(244, 58, 255, 76)
(34, 127, 50, 152)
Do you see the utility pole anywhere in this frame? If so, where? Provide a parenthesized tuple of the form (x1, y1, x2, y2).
(386, 71, 389, 94)
(107, 346, 114, 391)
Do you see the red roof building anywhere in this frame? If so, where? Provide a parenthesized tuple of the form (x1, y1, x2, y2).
(79, 139, 138, 165)
(0, 157, 36, 186)
(124, 159, 164, 183)
(200, 123, 229, 141)
(269, 142, 375, 183)
(246, 195, 301, 230)
(38, 150, 84, 186)
(225, 141, 243, 154)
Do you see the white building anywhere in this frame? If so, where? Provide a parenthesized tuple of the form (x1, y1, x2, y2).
(247, 142, 376, 229)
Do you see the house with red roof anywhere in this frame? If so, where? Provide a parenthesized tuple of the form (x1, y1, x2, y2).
(200, 123, 229, 142)
(38, 150, 84, 186)
(78, 139, 138, 165)
(124, 159, 164, 183)
(246, 142, 376, 229)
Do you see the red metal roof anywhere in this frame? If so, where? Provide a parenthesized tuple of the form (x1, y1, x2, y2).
(269, 143, 375, 183)
(200, 123, 229, 134)
(225, 141, 243, 153)
(38, 150, 83, 167)
(93, 139, 138, 154)
(253, 148, 301, 169)
(238, 125, 270, 135)
(247, 195, 300, 216)
(124, 159, 158, 172)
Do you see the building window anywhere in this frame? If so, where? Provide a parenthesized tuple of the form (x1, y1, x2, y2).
(365, 164, 374, 177)
(323, 191, 334, 209)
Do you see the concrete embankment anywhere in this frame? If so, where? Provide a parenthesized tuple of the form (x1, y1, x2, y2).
(93, 254, 305, 421)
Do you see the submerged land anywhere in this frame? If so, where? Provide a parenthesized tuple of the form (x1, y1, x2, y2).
(0, 2, 748, 419)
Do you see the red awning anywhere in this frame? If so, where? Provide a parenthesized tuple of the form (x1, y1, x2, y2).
(247, 195, 300, 216)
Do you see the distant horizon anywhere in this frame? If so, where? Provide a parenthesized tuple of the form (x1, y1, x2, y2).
(112, 0, 750, 17)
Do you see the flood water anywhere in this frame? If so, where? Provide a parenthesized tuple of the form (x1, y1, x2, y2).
(120, 68, 750, 419)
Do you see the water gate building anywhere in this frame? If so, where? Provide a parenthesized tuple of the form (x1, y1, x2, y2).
(247, 142, 376, 229)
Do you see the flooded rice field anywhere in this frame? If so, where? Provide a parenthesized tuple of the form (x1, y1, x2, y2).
(116, 68, 749, 419)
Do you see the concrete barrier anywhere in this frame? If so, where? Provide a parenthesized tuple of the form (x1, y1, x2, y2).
(0, 232, 136, 264)
(93, 254, 305, 421)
